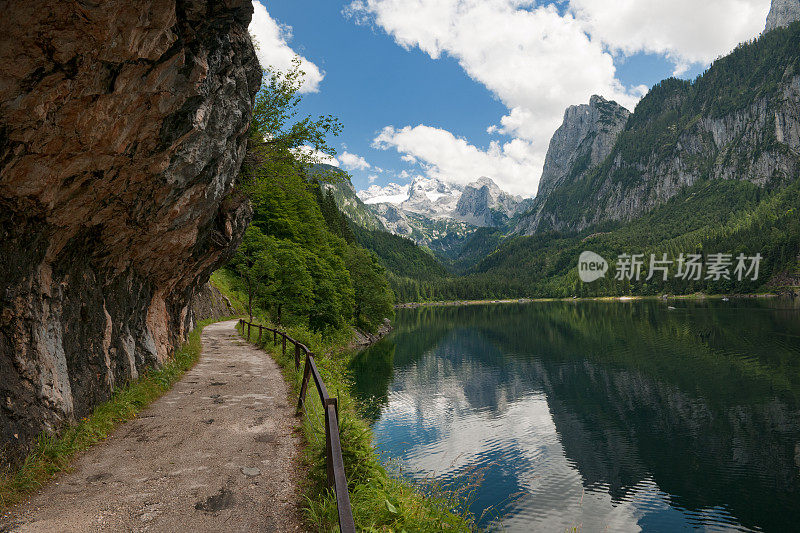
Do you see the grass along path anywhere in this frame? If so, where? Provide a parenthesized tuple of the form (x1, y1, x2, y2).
(2, 320, 305, 532)
(237, 320, 476, 532)
(0, 317, 222, 512)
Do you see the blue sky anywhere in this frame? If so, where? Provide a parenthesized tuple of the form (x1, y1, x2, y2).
(251, 0, 770, 197)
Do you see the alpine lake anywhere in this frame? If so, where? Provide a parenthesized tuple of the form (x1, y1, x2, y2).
(350, 299, 800, 532)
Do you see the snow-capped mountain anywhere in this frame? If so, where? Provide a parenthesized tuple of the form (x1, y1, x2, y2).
(358, 176, 529, 228)
(357, 182, 411, 205)
(359, 177, 464, 219)
(354, 176, 533, 260)
(454, 177, 529, 227)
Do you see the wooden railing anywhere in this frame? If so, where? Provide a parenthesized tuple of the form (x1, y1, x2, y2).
(238, 319, 356, 533)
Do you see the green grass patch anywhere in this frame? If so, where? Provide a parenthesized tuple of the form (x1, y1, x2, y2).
(210, 269, 250, 315)
(0, 317, 228, 511)
(236, 319, 476, 532)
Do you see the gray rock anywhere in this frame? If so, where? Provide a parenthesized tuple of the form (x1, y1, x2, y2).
(370, 203, 416, 237)
(454, 177, 526, 227)
(399, 177, 463, 218)
(765, 0, 800, 31)
(364, 175, 530, 247)
(191, 283, 237, 323)
(516, 38, 800, 236)
(541, 96, 631, 197)
(516, 95, 630, 234)
(241, 467, 261, 477)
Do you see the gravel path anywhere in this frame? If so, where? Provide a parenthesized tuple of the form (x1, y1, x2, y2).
(4, 320, 305, 532)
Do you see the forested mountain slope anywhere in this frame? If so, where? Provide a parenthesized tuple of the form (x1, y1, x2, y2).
(299, 21, 800, 304)
(351, 225, 449, 281)
(518, 22, 800, 234)
(472, 178, 800, 298)
(312, 164, 388, 231)
(384, 22, 800, 301)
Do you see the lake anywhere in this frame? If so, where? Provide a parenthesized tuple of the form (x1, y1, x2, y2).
(350, 300, 800, 532)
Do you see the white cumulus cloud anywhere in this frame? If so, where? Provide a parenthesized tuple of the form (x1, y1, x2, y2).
(570, 0, 769, 75)
(249, 1, 325, 93)
(339, 151, 372, 171)
(373, 125, 540, 197)
(345, 0, 769, 195)
(291, 146, 339, 167)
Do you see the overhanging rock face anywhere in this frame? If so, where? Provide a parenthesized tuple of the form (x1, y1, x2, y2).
(0, 0, 260, 460)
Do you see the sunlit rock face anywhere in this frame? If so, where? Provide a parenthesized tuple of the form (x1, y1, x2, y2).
(518, 34, 800, 236)
(454, 177, 529, 227)
(0, 0, 259, 459)
(765, 0, 800, 31)
(515, 95, 630, 235)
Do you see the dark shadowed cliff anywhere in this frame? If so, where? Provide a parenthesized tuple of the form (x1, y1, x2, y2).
(0, 0, 260, 460)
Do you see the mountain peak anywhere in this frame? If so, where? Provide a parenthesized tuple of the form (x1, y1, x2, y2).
(535, 95, 630, 200)
(765, 0, 800, 31)
(468, 176, 499, 190)
(589, 94, 606, 107)
(455, 177, 525, 227)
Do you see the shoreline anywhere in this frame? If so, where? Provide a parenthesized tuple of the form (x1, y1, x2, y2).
(235, 320, 474, 530)
(347, 321, 394, 350)
(395, 292, 784, 309)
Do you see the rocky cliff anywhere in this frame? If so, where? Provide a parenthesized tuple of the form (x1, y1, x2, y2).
(516, 95, 630, 234)
(454, 177, 528, 227)
(539, 96, 631, 199)
(191, 283, 238, 322)
(314, 165, 387, 232)
(766, 0, 800, 31)
(518, 23, 800, 235)
(0, 0, 260, 460)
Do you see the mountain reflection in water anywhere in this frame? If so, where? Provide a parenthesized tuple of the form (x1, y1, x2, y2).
(350, 300, 800, 532)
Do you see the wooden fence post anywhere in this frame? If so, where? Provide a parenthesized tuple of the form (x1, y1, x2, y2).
(273, 330, 277, 345)
(294, 344, 301, 370)
(324, 398, 337, 489)
(296, 355, 312, 415)
(282, 334, 286, 356)
(325, 399, 355, 533)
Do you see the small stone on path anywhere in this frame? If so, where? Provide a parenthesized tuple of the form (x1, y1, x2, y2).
(241, 467, 261, 477)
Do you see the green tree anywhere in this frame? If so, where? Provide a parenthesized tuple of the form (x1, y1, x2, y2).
(224, 59, 397, 334)
(272, 243, 314, 324)
(229, 226, 277, 320)
(240, 58, 343, 200)
(346, 247, 395, 332)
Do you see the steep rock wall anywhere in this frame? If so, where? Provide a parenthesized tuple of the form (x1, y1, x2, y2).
(191, 283, 237, 321)
(454, 177, 527, 228)
(538, 95, 631, 199)
(766, 0, 800, 31)
(0, 0, 260, 460)
(516, 95, 630, 234)
(519, 24, 800, 234)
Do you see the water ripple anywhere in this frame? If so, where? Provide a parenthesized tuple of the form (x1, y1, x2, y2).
(354, 300, 800, 532)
